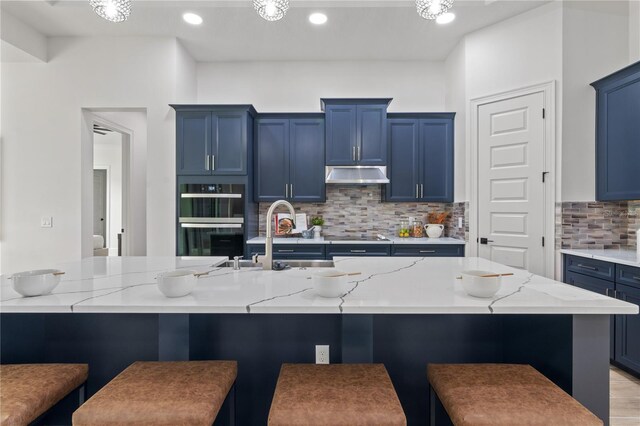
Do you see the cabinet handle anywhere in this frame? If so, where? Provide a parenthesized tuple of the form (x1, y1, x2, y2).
(352, 146, 356, 161)
(605, 288, 612, 297)
(421, 184, 424, 198)
(205, 155, 210, 171)
(290, 184, 294, 198)
(415, 184, 419, 199)
(211, 155, 215, 171)
(285, 184, 289, 198)
(577, 264, 597, 270)
(632, 276, 640, 281)
(350, 249, 367, 253)
(356, 146, 361, 161)
(420, 250, 436, 253)
(278, 249, 294, 253)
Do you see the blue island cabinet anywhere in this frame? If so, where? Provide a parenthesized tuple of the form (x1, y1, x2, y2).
(591, 60, 640, 200)
(254, 115, 325, 203)
(385, 113, 455, 202)
(172, 105, 256, 176)
(322, 99, 390, 166)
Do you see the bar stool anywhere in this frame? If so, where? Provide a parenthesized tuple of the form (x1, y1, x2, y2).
(73, 360, 237, 426)
(268, 363, 406, 425)
(427, 363, 603, 426)
(0, 363, 88, 425)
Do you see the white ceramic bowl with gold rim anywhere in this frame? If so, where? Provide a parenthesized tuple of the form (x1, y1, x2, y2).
(459, 270, 502, 298)
(312, 269, 352, 298)
(157, 270, 208, 298)
(11, 269, 64, 297)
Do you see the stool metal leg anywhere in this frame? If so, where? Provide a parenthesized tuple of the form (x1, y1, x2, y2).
(429, 385, 435, 426)
(78, 384, 86, 406)
(228, 382, 236, 426)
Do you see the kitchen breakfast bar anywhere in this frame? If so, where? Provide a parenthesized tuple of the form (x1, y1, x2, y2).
(1, 256, 637, 425)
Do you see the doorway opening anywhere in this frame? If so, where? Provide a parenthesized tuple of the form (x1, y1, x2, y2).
(81, 108, 147, 259)
(93, 124, 125, 256)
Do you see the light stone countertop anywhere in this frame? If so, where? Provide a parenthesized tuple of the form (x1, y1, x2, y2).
(246, 237, 465, 245)
(1, 256, 636, 315)
(560, 249, 640, 268)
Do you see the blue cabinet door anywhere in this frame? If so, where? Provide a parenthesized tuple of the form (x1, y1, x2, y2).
(386, 119, 420, 201)
(325, 104, 357, 165)
(357, 104, 387, 165)
(419, 118, 454, 202)
(255, 119, 289, 202)
(213, 112, 247, 175)
(615, 283, 640, 375)
(177, 111, 211, 175)
(592, 62, 640, 201)
(290, 119, 325, 202)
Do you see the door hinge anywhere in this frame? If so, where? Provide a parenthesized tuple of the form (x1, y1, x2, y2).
(542, 236, 545, 247)
(542, 171, 549, 182)
(542, 108, 546, 119)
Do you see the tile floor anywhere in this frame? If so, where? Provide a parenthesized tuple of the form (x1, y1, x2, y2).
(610, 366, 640, 425)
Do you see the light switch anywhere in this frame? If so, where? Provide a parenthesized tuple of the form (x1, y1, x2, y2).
(41, 216, 53, 228)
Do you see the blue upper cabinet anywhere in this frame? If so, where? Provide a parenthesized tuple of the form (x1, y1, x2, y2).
(172, 105, 256, 176)
(591, 61, 640, 201)
(385, 113, 455, 203)
(322, 99, 391, 166)
(255, 115, 325, 203)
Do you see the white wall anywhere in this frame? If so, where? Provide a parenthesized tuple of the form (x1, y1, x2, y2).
(94, 132, 123, 254)
(562, 1, 630, 201)
(1, 36, 195, 273)
(444, 40, 467, 203)
(197, 61, 446, 112)
(631, 0, 640, 62)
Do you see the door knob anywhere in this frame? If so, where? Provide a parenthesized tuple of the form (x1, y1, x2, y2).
(480, 237, 494, 244)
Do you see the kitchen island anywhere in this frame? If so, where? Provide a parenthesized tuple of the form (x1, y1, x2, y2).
(1, 256, 636, 425)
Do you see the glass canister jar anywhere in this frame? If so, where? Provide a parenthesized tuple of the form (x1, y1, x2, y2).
(398, 221, 410, 238)
(410, 220, 424, 238)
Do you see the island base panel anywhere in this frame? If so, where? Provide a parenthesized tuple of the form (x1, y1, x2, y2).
(1, 313, 609, 425)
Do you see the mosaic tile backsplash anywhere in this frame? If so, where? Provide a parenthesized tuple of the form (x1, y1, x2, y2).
(258, 186, 468, 241)
(559, 201, 640, 249)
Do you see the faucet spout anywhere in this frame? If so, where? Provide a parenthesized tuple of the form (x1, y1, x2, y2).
(264, 200, 296, 270)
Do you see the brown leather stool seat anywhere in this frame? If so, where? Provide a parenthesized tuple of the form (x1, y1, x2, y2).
(73, 360, 237, 426)
(427, 363, 603, 426)
(268, 364, 406, 426)
(0, 363, 88, 426)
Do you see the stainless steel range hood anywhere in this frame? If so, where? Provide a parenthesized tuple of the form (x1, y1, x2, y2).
(325, 166, 389, 184)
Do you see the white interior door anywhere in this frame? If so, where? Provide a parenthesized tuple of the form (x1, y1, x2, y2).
(477, 92, 545, 274)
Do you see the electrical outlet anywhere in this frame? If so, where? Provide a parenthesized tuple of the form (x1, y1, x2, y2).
(315, 345, 329, 364)
(458, 217, 463, 228)
(41, 216, 53, 228)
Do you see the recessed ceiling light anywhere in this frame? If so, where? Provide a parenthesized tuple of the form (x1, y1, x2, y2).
(183, 12, 203, 25)
(436, 12, 455, 24)
(309, 12, 328, 25)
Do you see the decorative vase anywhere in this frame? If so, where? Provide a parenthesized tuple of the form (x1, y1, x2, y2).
(314, 226, 322, 239)
(424, 224, 444, 238)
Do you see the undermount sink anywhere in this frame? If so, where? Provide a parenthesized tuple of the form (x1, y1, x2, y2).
(220, 260, 335, 269)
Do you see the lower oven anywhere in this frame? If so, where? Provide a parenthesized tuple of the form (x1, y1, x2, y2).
(177, 221, 244, 257)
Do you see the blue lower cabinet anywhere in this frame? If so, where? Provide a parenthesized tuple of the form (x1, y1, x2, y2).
(564, 254, 640, 376)
(247, 244, 325, 260)
(391, 245, 464, 257)
(615, 283, 640, 374)
(326, 245, 390, 258)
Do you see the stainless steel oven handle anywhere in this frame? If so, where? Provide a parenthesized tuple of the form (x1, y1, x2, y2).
(180, 193, 242, 199)
(181, 223, 242, 229)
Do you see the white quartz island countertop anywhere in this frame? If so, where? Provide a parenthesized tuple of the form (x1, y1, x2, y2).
(1, 256, 637, 315)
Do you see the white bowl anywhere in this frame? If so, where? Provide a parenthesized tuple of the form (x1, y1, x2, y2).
(11, 269, 63, 297)
(312, 270, 352, 298)
(157, 270, 199, 298)
(459, 270, 502, 298)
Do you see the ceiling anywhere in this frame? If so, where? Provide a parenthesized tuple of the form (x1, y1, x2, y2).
(1, 0, 549, 61)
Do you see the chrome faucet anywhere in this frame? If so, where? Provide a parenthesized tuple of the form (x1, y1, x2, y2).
(264, 199, 296, 270)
